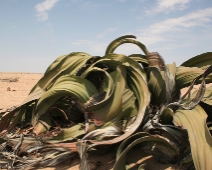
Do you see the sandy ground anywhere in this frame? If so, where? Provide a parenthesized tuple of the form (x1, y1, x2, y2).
(1, 72, 201, 170)
(0, 72, 43, 108)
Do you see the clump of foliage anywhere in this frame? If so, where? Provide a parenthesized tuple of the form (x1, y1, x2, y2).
(0, 77, 19, 82)
(0, 35, 212, 170)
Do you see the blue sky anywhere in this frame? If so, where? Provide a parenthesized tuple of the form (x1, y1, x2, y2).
(1, 0, 212, 73)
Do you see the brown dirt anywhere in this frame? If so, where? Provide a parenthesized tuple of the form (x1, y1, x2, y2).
(3, 72, 202, 170)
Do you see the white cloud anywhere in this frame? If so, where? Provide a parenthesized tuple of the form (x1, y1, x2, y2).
(148, 0, 190, 14)
(138, 8, 212, 46)
(35, 0, 59, 21)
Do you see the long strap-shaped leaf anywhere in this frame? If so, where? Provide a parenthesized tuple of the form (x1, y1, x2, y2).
(173, 105, 212, 170)
(87, 68, 150, 145)
(181, 52, 212, 68)
(76, 140, 90, 170)
(0, 106, 29, 136)
(128, 54, 148, 65)
(176, 66, 212, 89)
(29, 52, 93, 99)
(84, 66, 125, 126)
(35, 75, 98, 120)
(43, 124, 85, 143)
(0, 108, 19, 132)
(192, 84, 212, 106)
(105, 35, 149, 56)
(113, 132, 178, 170)
(147, 52, 176, 105)
(168, 65, 212, 110)
(85, 53, 147, 80)
(82, 67, 115, 111)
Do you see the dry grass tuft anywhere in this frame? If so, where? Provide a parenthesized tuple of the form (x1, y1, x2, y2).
(0, 77, 19, 83)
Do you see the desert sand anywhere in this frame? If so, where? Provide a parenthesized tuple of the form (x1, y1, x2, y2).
(1, 72, 198, 170)
(0, 72, 43, 108)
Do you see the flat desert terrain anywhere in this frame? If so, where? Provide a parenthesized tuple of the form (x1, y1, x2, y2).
(0, 72, 43, 109)
(1, 72, 203, 170)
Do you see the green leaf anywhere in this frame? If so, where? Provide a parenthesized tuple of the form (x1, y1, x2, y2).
(82, 67, 114, 97)
(43, 54, 67, 76)
(0, 106, 27, 135)
(86, 53, 147, 80)
(160, 108, 174, 124)
(103, 53, 147, 78)
(88, 65, 150, 146)
(147, 54, 176, 105)
(120, 88, 138, 121)
(114, 132, 178, 170)
(181, 52, 212, 68)
(35, 75, 98, 118)
(33, 115, 52, 135)
(105, 35, 149, 55)
(82, 67, 115, 111)
(173, 105, 212, 170)
(166, 63, 176, 80)
(44, 124, 85, 143)
(0, 108, 18, 133)
(82, 54, 148, 127)
(147, 67, 167, 105)
(86, 66, 126, 126)
(128, 54, 148, 65)
(29, 52, 93, 100)
(167, 65, 212, 110)
(82, 125, 122, 140)
(176, 66, 212, 89)
(192, 85, 212, 106)
(21, 86, 43, 105)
